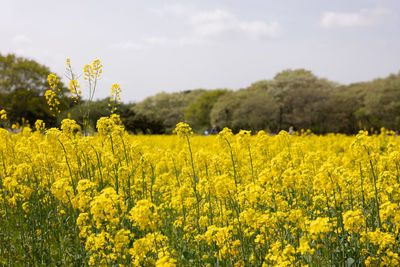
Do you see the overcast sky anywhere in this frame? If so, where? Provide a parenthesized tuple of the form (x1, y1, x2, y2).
(1, 0, 399, 102)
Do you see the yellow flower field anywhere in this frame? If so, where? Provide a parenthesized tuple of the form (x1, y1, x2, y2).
(1, 117, 400, 266)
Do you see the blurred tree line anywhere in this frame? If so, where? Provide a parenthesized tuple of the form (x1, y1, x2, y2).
(1, 53, 400, 134)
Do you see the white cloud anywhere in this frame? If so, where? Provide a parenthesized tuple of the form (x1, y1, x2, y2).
(191, 9, 234, 24)
(144, 37, 170, 45)
(117, 6, 281, 50)
(190, 9, 281, 40)
(239, 21, 281, 39)
(13, 34, 32, 46)
(112, 41, 146, 50)
(320, 7, 390, 28)
(151, 3, 194, 16)
(144, 36, 206, 46)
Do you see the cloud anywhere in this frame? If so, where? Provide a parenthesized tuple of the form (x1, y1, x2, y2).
(320, 7, 390, 28)
(115, 5, 281, 50)
(190, 9, 281, 40)
(13, 34, 32, 46)
(143, 36, 206, 46)
(152, 3, 194, 16)
(112, 41, 146, 50)
(144, 37, 170, 45)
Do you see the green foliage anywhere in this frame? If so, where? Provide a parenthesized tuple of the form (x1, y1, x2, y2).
(323, 84, 365, 133)
(0, 53, 63, 94)
(232, 86, 278, 132)
(120, 103, 165, 134)
(210, 84, 278, 132)
(358, 73, 400, 130)
(269, 69, 336, 132)
(209, 91, 239, 131)
(0, 191, 86, 265)
(184, 89, 227, 131)
(0, 89, 54, 127)
(62, 98, 110, 130)
(132, 90, 205, 133)
(0, 53, 70, 127)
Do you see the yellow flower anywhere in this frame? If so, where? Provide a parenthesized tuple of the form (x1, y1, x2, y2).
(34, 119, 45, 131)
(44, 89, 61, 114)
(96, 115, 124, 136)
(69, 79, 81, 98)
(343, 209, 365, 233)
(298, 236, 311, 255)
(362, 229, 395, 249)
(47, 73, 59, 90)
(114, 229, 131, 253)
(90, 187, 126, 228)
(51, 178, 74, 204)
(156, 251, 177, 267)
(307, 217, 331, 238)
(129, 199, 157, 230)
(0, 109, 7, 120)
(173, 122, 193, 137)
(61, 119, 81, 136)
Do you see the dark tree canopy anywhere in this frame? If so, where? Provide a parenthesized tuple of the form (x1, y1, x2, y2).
(210, 83, 278, 132)
(184, 89, 227, 131)
(0, 53, 70, 127)
(0, 53, 54, 94)
(269, 69, 337, 132)
(132, 89, 205, 133)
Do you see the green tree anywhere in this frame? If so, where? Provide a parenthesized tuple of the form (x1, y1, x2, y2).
(269, 69, 336, 132)
(120, 103, 165, 134)
(210, 82, 279, 132)
(184, 89, 227, 132)
(133, 89, 205, 133)
(0, 53, 70, 127)
(322, 83, 367, 133)
(360, 72, 400, 131)
(209, 91, 239, 131)
(234, 89, 278, 132)
(0, 53, 55, 94)
(62, 98, 110, 129)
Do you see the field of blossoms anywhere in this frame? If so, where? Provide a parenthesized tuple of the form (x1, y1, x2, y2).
(1, 117, 400, 266)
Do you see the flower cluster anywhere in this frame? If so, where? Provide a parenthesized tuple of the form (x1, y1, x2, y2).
(34, 119, 45, 131)
(84, 59, 103, 81)
(173, 122, 193, 137)
(47, 73, 59, 90)
(68, 79, 81, 102)
(0, 109, 6, 120)
(44, 89, 60, 114)
(45, 73, 61, 114)
(109, 83, 121, 113)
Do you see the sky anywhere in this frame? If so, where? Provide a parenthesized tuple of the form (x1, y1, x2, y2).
(1, 0, 399, 102)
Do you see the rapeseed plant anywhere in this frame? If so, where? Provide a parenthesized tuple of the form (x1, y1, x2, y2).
(2, 60, 400, 266)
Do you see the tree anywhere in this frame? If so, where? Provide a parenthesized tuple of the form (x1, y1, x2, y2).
(320, 85, 361, 133)
(63, 98, 111, 129)
(133, 89, 205, 133)
(120, 104, 165, 134)
(231, 87, 279, 132)
(209, 91, 239, 131)
(269, 69, 336, 132)
(210, 83, 279, 132)
(360, 72, 400, 131)
(184, 89, 227, 132)
(0, 53, 71, 127)
(0, 53, 58, 94)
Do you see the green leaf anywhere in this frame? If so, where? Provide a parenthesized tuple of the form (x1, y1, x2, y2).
(346, 257, 355, 266)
